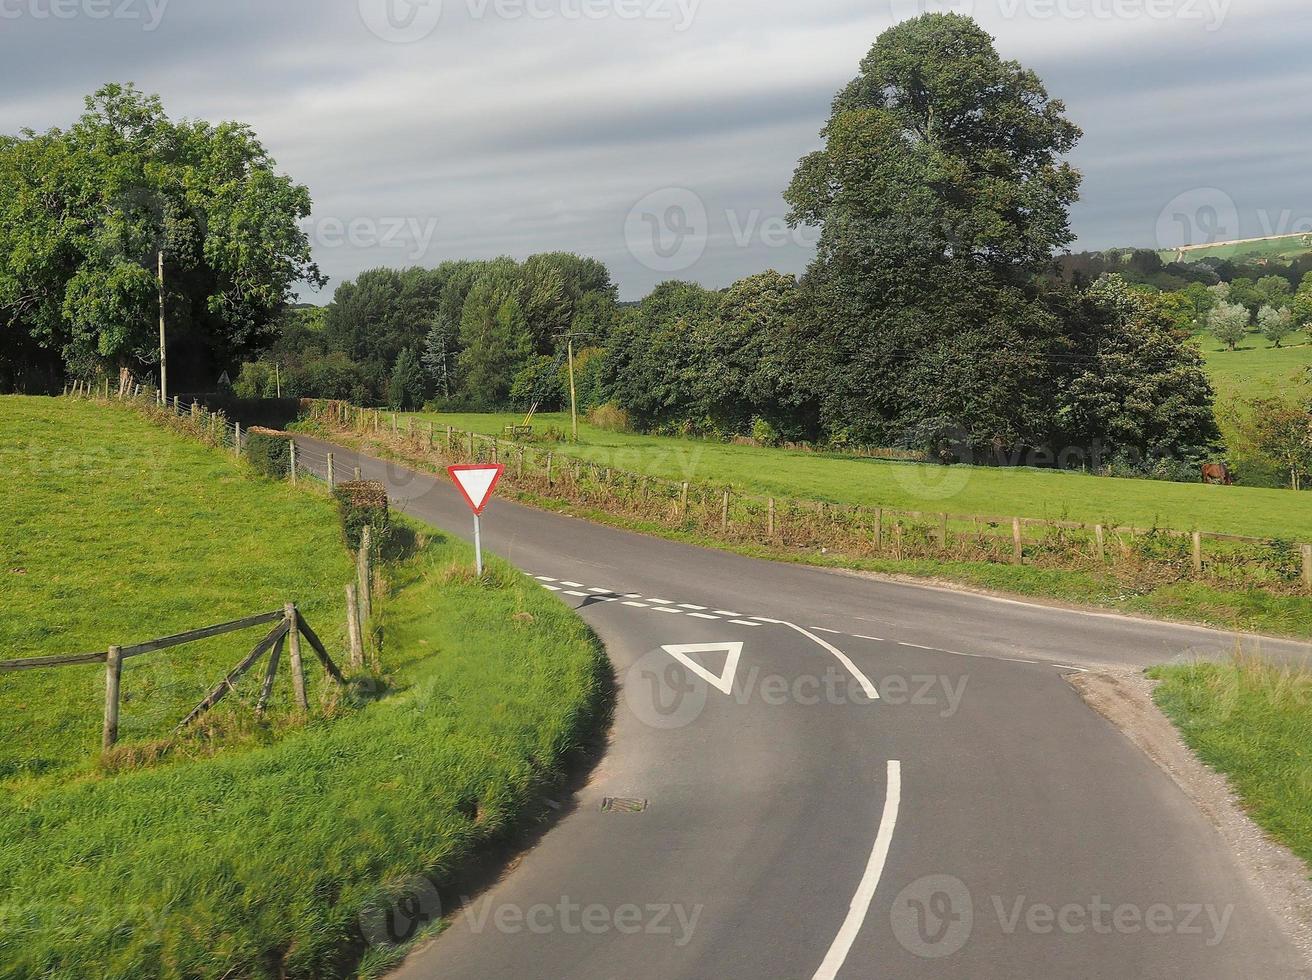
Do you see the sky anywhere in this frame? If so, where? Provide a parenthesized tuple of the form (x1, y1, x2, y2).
(1, 0, 1309, 301)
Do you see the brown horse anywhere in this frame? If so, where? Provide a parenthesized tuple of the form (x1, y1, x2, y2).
(1202, 463, 1234, 486)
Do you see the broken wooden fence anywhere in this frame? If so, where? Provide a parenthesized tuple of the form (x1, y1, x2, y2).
(0, 604, 344, 752)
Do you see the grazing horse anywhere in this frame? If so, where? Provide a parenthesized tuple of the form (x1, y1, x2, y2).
(1202, 463, 1234, 486)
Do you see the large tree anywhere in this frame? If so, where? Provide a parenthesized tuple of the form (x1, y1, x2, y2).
(784, 14, 1082, 454)
(0, 83, 323, 392)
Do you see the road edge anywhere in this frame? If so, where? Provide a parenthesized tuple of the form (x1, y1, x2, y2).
(1070, 669, 1312, 966)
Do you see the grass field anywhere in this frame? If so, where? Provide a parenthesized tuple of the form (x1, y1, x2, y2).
(0, 397, 609, 978)
(406, 411, 1311, 542)
(1157, 234, 1312, 265)
(0, 396, 353, 781)
(1151, 657, 1312, 870)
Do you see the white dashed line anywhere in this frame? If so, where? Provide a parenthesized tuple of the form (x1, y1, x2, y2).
(731, 620, 764, 627)
(561, 581, 584, 588)
(714, 611, 742, 617)
(678, 604, 708, 610)
(648, 598, 674, 605)
(623, 601, 649, 609)
(812, 627, 843, 635)
(543, 585, 562, 592)
(687, 613, 721, 621)
(588, 587, 613, 594)
(536, 576, 557, 583)
(854, 634, 884, 642)
(653, 607, 682, 615)
(565, 591, 589, 598)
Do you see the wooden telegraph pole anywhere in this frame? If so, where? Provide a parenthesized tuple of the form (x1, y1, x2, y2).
(567, 336, 579, 443)
(157, 250, 168, 404)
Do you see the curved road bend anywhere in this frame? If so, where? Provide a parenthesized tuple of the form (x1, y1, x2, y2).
(296, 435, 1311, 979)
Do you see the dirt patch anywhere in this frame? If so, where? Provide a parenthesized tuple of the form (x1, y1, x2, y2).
(1072, 669, 1312, 965)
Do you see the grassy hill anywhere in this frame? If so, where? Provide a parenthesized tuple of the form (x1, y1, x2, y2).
(0, 396, 608, 978)
(1156, 232, 1312, 265)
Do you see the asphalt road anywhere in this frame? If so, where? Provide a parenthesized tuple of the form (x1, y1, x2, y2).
(297, 436, 1311, 979)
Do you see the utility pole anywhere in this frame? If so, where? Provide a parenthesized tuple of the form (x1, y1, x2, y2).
(157, 250, 167, 404)
(275, 362, 282, 398)
(567, 336, 579, 443)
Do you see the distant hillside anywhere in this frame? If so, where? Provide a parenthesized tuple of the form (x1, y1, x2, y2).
(1156, 232, 1312, 266)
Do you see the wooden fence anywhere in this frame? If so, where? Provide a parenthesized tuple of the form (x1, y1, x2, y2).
(304, 400, 1312, 596)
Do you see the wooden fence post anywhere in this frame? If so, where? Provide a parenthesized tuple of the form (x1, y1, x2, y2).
(722, 490, 730, 530)
(427, 423, 435, 450)
(1012, 518, 1023, 565)
(938, 513, 949, 551)
(354, 466, 362, 482)
(517, 448, 525, 480)
(173, 395, 179, 414)
(358, 525, 373, 623)
(1303, 544, 1312, 593)
(234, 422, 241, 457)
(680, 482, 690, 518)
(546, 452, 554, 486)
(874, 508, 884, 553)
(768, 497, 776, 538)
(1192, 532, 1203, 576)
(1095, 524, 1105, 562)
(102, 645, 122, 751)
(468, 430, 475, 460)
(327, 453, 335, 487)
(289, 441, 298, 484)
(346, 584, 365, 670)
(284, 604, 308, 711)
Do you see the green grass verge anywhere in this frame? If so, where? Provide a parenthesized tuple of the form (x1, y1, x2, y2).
(407, 410, 1310, 541)
(0, 396, 352, 782)
(1150, 657, 1312, 870)
(0, 397, 610, 978)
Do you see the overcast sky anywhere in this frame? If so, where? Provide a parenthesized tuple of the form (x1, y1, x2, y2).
(2, 0, 1309, 300)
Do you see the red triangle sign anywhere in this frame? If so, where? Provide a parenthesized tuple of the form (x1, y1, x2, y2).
(448, 464, 505, 515)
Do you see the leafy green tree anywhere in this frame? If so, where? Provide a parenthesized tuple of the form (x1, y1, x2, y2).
(1291, 273, 1312, 330)
(0, 83, 322, 392)
(1258, 305, 1295, 348)
(1254, 274, 1293, 310)
(1232, 396, 1312, 489)
(783, 14, 1082, 453)
(1209, 301, 1250, 350)
(387, 346, 426, 410)
(1059, 275, 1220, 463)
(457, 276, 531, 407)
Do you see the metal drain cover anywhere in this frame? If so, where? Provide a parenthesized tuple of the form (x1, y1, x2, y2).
(601, 797, 648, 813)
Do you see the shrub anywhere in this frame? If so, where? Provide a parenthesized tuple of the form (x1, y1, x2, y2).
(244, 427, 293, 479)
(751, 416, 781, 447)
(332, 481, 390, 551)
(589, 403, 631, 433)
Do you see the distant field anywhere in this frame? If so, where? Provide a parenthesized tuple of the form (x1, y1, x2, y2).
(0, 396, 351, 781)
(1197, 334, 1312, 404)
(1157, 234, 1312, 265)
(407, 410, 1311, 541)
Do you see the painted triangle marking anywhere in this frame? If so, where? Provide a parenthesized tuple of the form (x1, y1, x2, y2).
(661, 642, 745, 696)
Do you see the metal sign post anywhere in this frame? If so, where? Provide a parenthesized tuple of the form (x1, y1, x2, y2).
(448, 464, 505, 576)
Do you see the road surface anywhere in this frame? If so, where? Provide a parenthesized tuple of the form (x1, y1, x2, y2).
(296, 435, 1311, 979)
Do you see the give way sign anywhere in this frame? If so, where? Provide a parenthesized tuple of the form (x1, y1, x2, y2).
(448, 464, 505, 515)
(448, 464, 505, 576)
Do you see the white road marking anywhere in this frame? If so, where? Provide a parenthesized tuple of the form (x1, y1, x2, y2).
(811, 627, 843, 635)
(761, 619, 880, 702)
(653, 607, 682, 615)
(812, 761, 902, 980)
(662, 642, 745, 696)
(543, 585, 562, 592)
(687, 613, 720, 621)
(731, 620, 763, 627)
(678, 603, 708, 610)
(565, 591, 589, 598)
(648, 598, 674, 605)
(898, 642, 938, 652)
(535, 576, 557, 583)
(623, 601, 649, 609)
(854, 634, 885, 642)
(587, 587, 613, 594)
(561, 581, 584, 588)
(714, 611, 742, 617)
